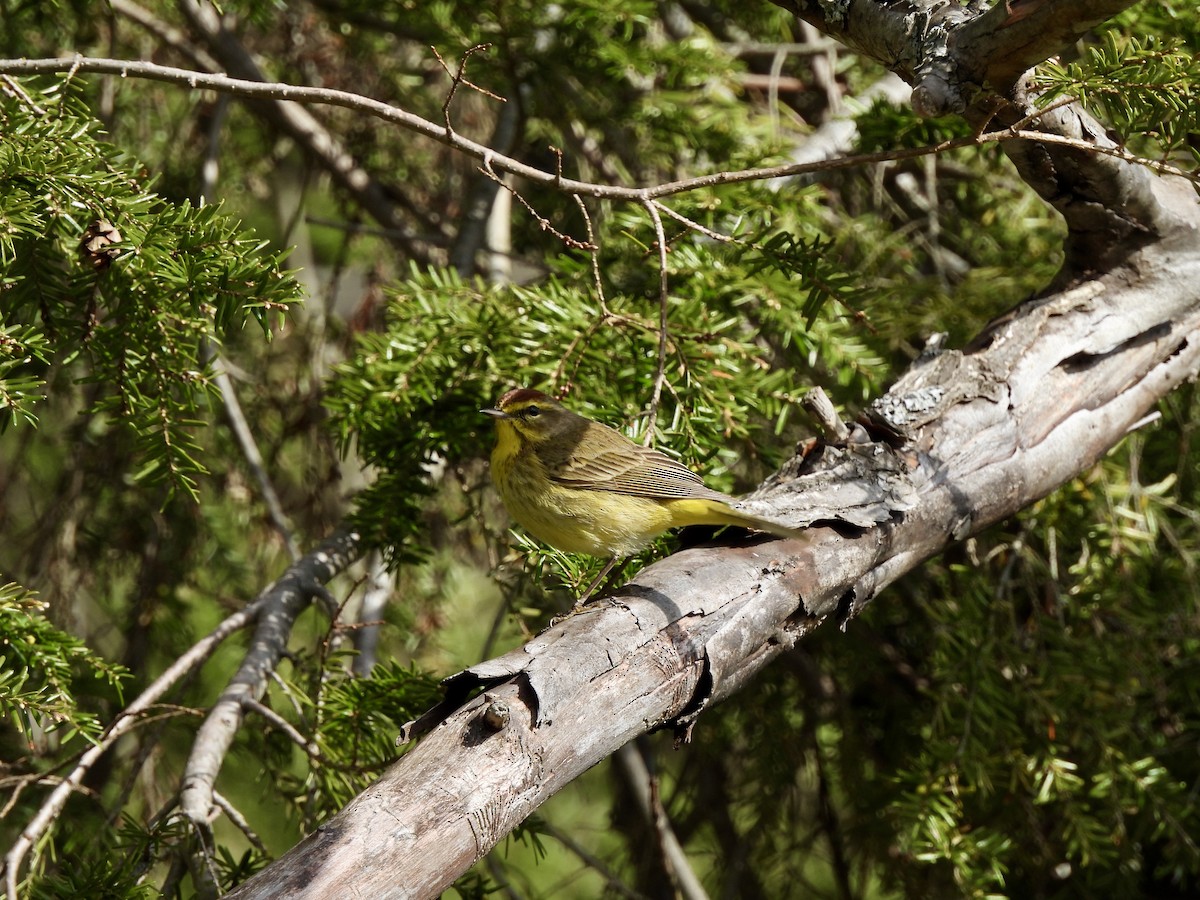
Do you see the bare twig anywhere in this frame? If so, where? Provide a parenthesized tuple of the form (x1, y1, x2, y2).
(431, 43, 505, 135)
(3, 600, 265, 897)
(1006, 127, 1195, 181)
(549, 145, 565, 185)
(241, 698, 322, 759)
(0, 74, 45, 114)
(107, 0, 221, 72)
(652, 202, 740, 245)
(207, 349, 301, 561)
(103, 706, 205, 834)
(574, 195, 608, 311)
(814, 742, 854, 900)
(178, 529, 363, 833)
(642, 200, 671, 445)
(479, 159, 595, 250)
(1005, 92, 1079, 134)
(267, 666, 310, 728)
(538, 820, 651, 900)
(721, 40, 842, 58)
(4, 56, 1191, 208)
(614, 744, 710, 900)
(547, 197, 614, 392)
(212, 791, 268, 855)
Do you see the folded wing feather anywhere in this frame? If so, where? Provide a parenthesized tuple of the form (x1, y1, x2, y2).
(551, 444, 732, 502)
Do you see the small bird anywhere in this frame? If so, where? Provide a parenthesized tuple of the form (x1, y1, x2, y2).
(481, 388, 801, 564)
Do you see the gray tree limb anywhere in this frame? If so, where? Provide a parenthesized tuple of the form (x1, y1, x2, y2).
(222, 2, 1200, 895)
(178, 530, 362, 843)
(9, 55, 1180, 207)
(225, 172, 1200, 900)
(773, 0, 1139, 116)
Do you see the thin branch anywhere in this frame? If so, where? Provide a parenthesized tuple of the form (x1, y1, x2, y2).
(614, 744, 710, 900)
(207, 349, 301, 561)
(0, 75, 45, 114)
(267, 666, 310, 728)
(574, 196, 609, 312)
(549, 145, 565, 185)
(482, 857, 525, 900)
(430, 43, 505, 135)
(241, 697, 322, 760)
(642, 200, 671, 445)
(547, 197, 614, 392)
(107, 0, 221, 72)
(0, 774, 97, 824)
(479, 159, 595, 250)
(212, 791, 268, 855)
(1006, 127, 1196, 182)
(178, 529, 363, 832)
(814, 741, 854, 900)
(3, 599, 265, 897)
(538, 821, 652, 900)
(104, 706, 205, 833)
(3, 56, 1191, 211)
(721, 40, 843, 58)
(1005, 92, 1079, 134)
(653, 202, 739, 245)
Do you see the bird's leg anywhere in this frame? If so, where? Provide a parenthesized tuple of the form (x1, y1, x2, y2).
(573, 556, 622, 609)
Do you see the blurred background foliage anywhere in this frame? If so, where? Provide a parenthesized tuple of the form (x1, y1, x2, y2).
(2, 0, 1200, 897)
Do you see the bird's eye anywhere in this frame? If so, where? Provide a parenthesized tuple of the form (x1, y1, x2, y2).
(525, 405, 541, 417)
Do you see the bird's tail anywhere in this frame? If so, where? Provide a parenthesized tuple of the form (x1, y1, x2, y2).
(665, 498, 803, 540)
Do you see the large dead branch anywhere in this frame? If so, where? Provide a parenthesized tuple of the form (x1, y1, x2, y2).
(221, 1, 1200, 895)
(226, 167, 1200, 900)
(775, 0, 1139, 116)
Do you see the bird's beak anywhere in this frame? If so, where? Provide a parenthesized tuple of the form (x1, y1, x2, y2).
(480, 408, 509, 420)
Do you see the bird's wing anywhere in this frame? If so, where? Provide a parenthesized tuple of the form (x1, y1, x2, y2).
(552, 443, 731, 501)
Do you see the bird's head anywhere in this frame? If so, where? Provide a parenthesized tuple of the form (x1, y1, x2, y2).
(481, 388, 576, 448)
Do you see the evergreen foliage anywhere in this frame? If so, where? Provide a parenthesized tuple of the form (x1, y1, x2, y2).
(0, 77, 301, 497)
(0, 1, 1198, 898)
(1037, 32, 1200, 162)
(0, 579, 126, 744)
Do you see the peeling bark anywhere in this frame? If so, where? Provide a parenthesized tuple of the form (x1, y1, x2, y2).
(228, 222, 1200, 898)
(225, 2, 1200, 897)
